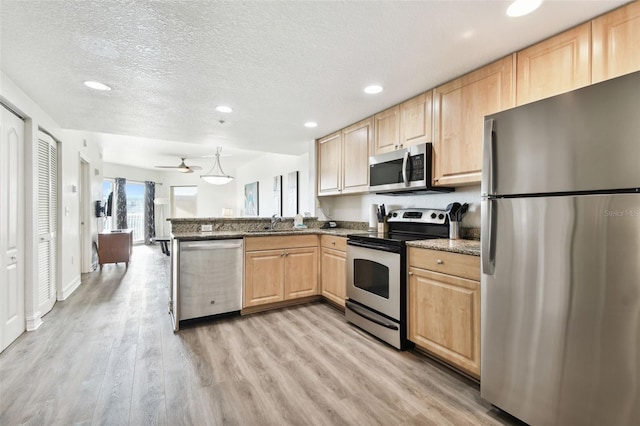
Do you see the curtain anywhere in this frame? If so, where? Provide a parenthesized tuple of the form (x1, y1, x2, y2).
(144, 181, 155, 244)
(115, 177, 127, 229)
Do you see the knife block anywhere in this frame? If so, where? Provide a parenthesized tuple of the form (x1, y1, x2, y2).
(377, 222, 388, 234)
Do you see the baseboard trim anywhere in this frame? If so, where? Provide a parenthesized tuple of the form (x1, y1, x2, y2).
(58, 275, 81, 300)
(26, 313, 43, 331)
(241, 296, 322, 316)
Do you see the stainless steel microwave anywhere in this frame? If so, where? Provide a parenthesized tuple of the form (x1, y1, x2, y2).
(368, 143, 452, 194)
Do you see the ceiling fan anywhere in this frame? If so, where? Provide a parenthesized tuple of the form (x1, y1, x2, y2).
(155, 158, 202, 173)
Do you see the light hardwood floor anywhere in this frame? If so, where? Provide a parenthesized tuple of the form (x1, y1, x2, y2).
(0, 245, 521, 425)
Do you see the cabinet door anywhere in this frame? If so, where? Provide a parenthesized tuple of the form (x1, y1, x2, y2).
(592, 1, 640, 83)
(433, 55, 515, 187)
(400, 91, 433, 148)
(284, 246, 318, 300)
(320, 247, 346, 307)
(408, 267, 480, 377)
(373, 105, 400, 155)
(317, 132, 342, 196)
(342, 118, 371, 194)
(244, 250, 284, 307)
(516, 22, 591, 106)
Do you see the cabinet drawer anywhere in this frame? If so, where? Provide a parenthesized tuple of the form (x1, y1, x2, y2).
(245, 235, 318, 251)
(408, 247, 480, 281)
(320, 235, 347, 251)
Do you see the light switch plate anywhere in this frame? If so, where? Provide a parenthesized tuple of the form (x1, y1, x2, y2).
(201, 224, 213, 232)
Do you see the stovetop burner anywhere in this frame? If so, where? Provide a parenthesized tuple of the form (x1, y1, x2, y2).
(347, 231, 440, 245)
(348, 208, 450, 245)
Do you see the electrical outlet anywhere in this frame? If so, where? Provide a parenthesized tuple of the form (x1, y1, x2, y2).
(201, 224, 213, 232)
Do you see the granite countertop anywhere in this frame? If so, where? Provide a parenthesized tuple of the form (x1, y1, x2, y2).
(171, 227, 359, 241)
(406, 238, 481, 257)
(172, 228, 480, 256)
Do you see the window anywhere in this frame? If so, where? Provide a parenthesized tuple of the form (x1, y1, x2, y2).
(171, 186, 198, 218)
(102, 179, 145, 243)
(125, 181, 145, 242)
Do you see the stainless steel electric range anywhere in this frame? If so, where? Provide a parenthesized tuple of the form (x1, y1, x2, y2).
(346, 208, 449, 350)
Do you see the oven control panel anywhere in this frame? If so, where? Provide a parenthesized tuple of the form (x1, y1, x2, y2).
(386, 209, 448, 225)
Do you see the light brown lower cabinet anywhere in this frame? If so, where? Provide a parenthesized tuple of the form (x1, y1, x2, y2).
(407, 247, 481, 378)
(244, 236, 319, 308)
(320, 236, 347, 307)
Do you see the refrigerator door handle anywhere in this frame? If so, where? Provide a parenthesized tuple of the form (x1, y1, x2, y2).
(482, 119, 495, 197)
(481, 198, 496, 275)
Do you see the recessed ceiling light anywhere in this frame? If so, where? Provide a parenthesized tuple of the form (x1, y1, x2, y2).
(364, 85, 384, 94)
(216, 106, 233, 113)
(507, 0, 542, 17)
(84, 81, 111, 91)
(304, 122, 318, 128)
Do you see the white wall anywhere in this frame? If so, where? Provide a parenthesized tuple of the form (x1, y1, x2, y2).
(1, 72, 102, 330)
(235, 152, 310, 217)
(102, 162, 239, 233)
(317, 185, 482, 228)
(158, 167, 237, 218)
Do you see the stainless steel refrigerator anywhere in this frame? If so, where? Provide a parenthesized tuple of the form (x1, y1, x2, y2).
(481, 71, 640, 425)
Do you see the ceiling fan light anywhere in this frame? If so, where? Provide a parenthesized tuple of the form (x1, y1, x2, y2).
(201, 147, 234, 185)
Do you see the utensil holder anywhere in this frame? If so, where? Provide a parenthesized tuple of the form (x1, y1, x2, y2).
(449, 221, 460, 240)
(377, 222, 388, 234)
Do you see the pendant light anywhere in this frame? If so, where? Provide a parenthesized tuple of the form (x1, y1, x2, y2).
(201, 147, 234, 185)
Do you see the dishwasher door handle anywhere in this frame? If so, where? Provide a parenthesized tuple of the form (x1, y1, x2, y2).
(182, 241, 243, 250)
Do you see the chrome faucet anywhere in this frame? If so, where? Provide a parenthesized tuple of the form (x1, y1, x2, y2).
(271, 214, 282, 230)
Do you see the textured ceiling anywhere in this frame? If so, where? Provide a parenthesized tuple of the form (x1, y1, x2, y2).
(0, 0, 628, 169)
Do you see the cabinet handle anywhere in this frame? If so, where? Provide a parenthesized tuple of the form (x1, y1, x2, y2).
(436, 259, 444, 265)
(331, 241, 335, 245)
(408, 272, 414, 276)
(280, 253, 285, 257)
(284, 252, 289, 257)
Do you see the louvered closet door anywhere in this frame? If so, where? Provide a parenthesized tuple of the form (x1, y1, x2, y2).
(1, 105, 25, 352)
(37, 133, 57, 316)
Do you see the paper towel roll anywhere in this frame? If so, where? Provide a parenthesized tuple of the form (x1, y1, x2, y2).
(369, 204, 379, 231)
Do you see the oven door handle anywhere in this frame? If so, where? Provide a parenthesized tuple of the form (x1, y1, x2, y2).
(346, 301, 399, 330)
(347, 239, 402, 253)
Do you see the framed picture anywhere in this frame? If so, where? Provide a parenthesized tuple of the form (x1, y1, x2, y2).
(244, 181, 259, 216)
(273, 175, 282, 216)
(285, 171, 298, 216)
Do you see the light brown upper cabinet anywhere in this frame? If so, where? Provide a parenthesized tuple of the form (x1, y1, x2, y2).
(433, 55, 516, 187)
(373, 106, 400, 155)
(373, 92, 434, 156)
(592, 1, 640, 83)
(399, 91, 434, 149)
(317, 117, 371, 196)
(317, 131, 342, 196)
(516, 22, 591, 106)
(342, 118, 372, 194)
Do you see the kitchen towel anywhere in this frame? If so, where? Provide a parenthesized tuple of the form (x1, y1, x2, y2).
(369, 204, 379, 231)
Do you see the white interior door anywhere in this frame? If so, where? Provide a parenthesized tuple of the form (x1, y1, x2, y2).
(1, 104, 25, 352)
(37, 133, 57, 316)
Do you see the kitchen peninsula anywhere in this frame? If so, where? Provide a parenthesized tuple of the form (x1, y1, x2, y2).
(167, 215, 482, 381)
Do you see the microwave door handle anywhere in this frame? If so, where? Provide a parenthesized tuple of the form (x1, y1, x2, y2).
(402, 151, 409, 186)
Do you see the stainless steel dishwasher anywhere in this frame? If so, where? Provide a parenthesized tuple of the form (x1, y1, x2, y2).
(178, 239, 243, 322)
